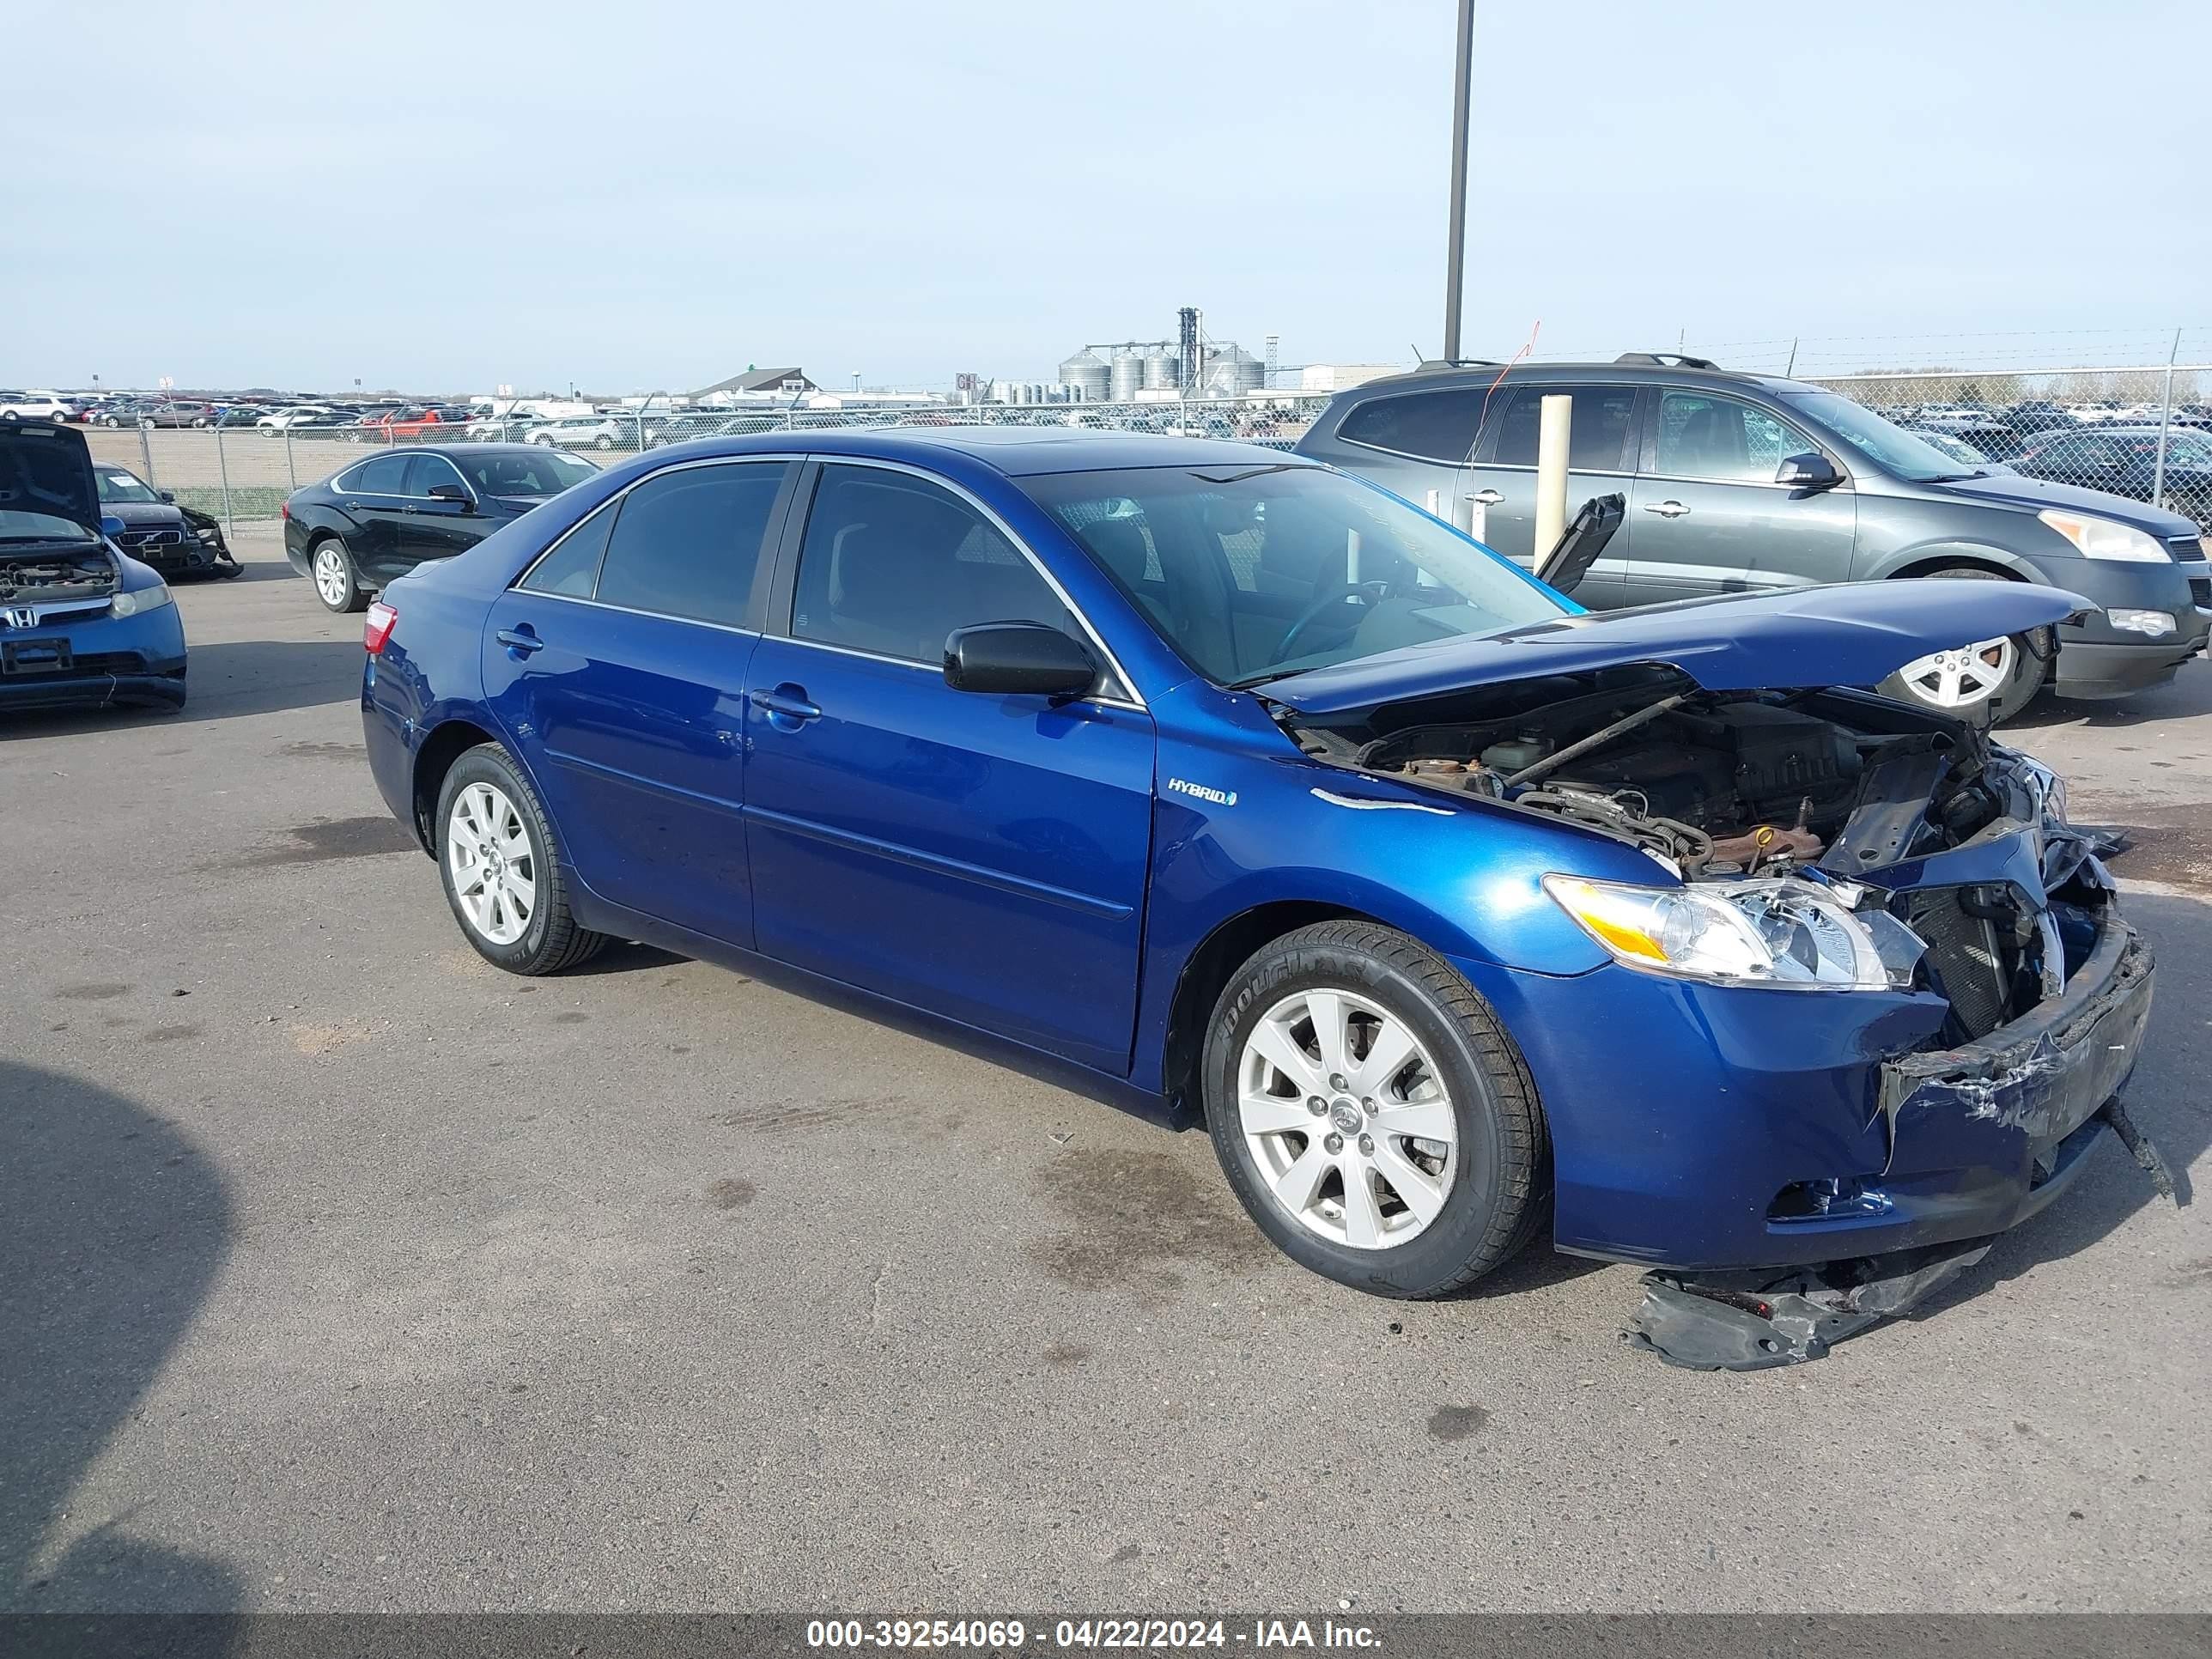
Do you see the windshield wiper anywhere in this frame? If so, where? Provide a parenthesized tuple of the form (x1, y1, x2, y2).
(1228, 665, 1311, 690)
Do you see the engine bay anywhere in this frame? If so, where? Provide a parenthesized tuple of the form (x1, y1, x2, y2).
(1285, 665, 2114, 1044)
(0, 548, 118, 605)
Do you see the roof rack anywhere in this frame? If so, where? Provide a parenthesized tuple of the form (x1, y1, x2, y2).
(1415, 358, 1505, 371)
(1613, 351, 1721, 370)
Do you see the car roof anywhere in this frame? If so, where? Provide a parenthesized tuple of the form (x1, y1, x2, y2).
(661, 424, 1312, 478)
(1329, 359, 1825, 398)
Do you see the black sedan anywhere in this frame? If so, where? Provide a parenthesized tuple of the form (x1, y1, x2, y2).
(2013, 424, 2212, 528)
(94, 462, 240, 579)
(283, 444, 599, 612)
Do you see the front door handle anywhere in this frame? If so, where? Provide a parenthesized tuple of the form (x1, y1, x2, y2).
(1468, 489, 1505, 507)
(749, 684, 822, 725)
(1643, 499, 1691, 518)
(495, 625, 544, 656)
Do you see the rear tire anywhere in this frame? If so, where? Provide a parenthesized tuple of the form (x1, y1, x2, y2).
(1201, 920, 1549, 1299)
(435, 744, 608, 975)
(309, 537, 368, 613)
(1876, 565, 2048, 722)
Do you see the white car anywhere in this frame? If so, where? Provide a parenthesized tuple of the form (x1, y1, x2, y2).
(0, 392, 74, 423)
(526, 412, 635, 451)
(255, 405, 335, 431)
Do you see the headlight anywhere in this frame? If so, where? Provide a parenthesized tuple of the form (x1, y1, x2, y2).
(1542, 874, 1922, 991)
(109, 583, 173, 617)
(2038, 508, 2170, 563)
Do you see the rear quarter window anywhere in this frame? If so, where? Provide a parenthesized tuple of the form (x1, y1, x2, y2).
(1334, 389, 1485, 463)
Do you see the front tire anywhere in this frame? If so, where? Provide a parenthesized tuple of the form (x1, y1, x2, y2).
(1202, 920, 1549, 1298)
(1877, 566, 2047, 721)
(309, 537, 368, 613)
(435, 744, 607, 975)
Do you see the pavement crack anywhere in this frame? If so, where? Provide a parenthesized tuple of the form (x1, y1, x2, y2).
(869, 1255, 894, 1327)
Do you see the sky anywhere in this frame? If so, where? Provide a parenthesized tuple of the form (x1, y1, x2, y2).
(9, 0, 2209, 395)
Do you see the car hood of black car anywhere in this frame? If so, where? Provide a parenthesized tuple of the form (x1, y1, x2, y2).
(100, 499, 188, 529)
(0, 419, 101, 534)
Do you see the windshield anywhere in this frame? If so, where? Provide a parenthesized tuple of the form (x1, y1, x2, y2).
(449, 448, 597, 496)
(0, 509, 99, 545)
(1781, 391, 1979, 481)
(96, 468, 161, 503)
(1018, 463, 1571, 687)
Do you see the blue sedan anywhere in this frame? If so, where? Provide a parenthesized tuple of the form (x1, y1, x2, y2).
(358, 428, 2156, 1362)
(2, 421, 186, 713)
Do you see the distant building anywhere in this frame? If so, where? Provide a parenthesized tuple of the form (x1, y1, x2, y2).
(691, 367, 817, 405)
(1298, 364, 1405, 393)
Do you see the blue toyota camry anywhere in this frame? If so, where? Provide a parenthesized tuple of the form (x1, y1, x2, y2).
(359, 428, 2160, 1364)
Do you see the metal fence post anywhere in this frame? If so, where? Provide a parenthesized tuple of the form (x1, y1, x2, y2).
(2152, 326, 2181, 513)
(139, 422, 156, 485)
(216, 424, 234, 541)
(284, 425, 297, 489)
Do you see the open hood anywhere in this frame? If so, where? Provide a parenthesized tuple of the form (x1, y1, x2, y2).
(0, 419, 102, 537)
(1262, 581, 2088, 716)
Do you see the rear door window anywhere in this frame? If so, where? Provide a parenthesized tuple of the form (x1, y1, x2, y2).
(520, 496, 620, 598)
(590, 461, 788, 627)
(1334, 389, 1486, 463)
(347, 453, 412, 494)
(1489, 386, 1640, 470)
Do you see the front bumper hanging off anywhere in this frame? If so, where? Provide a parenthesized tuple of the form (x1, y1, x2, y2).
(1626, 920, 2172, 1370)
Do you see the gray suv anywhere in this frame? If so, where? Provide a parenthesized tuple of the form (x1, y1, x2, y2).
(1297, 356, 2210, 715)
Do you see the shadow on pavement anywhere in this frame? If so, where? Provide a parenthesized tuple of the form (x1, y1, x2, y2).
(0, 1060, 241, 1621)
(0, 639, 362, 739)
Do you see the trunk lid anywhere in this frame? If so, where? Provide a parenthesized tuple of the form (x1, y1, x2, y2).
(1263, 581, 2087, 717)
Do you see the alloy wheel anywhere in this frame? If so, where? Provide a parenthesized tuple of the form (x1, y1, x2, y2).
(447, 781, 536, 945)
(1894, 636, 2014, 708)
(312, 545, 352, 608)
(1237, 988, 1458, 1250)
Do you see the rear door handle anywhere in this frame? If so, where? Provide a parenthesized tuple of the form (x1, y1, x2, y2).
(1468, 489, 1505, 507)
(749, 684, 822, 724)
(1643, 499, 1691, 518)
(495, 625, 544, 656)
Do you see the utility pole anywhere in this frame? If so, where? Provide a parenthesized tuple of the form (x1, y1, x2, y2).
(1441, 0, 1474, 364)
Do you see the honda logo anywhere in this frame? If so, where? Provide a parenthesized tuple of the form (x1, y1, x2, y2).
(1, 607, 34, 630)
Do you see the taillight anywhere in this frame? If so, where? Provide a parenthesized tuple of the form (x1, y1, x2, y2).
(280, 499, 289, 521)
(363, 600, 398, 654)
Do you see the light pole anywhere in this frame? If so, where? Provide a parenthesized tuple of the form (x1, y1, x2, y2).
(1441, 0, 1474, 364)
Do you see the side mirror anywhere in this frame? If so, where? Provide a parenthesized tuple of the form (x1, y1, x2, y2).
(1775, 452, 1841, 490)
(943, 621, 1097, 700)
(427, 482, 472, 506)
(158, 490, 176, 503)
(100, 514, 126, 538)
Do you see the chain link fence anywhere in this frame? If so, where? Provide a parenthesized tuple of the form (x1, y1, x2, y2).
(64, 356, 2212, 542)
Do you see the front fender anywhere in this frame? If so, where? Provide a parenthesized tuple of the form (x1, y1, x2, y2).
(1852, 538, 2047, 584)
(1127, 684, 1665, 1094)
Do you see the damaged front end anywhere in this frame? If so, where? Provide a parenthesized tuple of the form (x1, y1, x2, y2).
(1283, 666, 2171, 1369)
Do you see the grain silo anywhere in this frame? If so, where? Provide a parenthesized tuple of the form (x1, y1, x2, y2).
(1109, 349, 1144, 403)
(1057, 348, 1109, 401)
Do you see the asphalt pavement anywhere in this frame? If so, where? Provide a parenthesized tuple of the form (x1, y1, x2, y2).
(3, 531, 2207, 1614)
